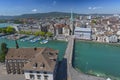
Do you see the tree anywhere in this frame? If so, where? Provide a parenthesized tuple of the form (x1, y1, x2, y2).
(39, 31, 45, 37)
(0, 53, 5, 62)
(0, 43, 8, 62)
(0, 28, 2, 33)
(2, 28, 6, 34)
(46, 32, 53, 37)
(34, 31, 40, 36)
(6, 26, 15, 34)
(1, 43, 8, 54)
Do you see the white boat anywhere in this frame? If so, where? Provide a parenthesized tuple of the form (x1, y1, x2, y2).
(40, 40, 48, 44)
(20, 36, 35, 42)
(30, 37, 41, 43)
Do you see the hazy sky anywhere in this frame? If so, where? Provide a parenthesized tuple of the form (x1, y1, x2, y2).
(0, 0, 120, 15)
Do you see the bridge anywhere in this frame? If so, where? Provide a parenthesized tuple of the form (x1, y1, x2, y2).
(64, 36, 106, 80)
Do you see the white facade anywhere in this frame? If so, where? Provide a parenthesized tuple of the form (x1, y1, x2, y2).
(96, 35, 118, 43)
(63, 27, 70, 36)
(24, 71, 53, 80)
(74, 27, 92, 40)
(12, 24, 20, 32)
(109, 35, 118, 43)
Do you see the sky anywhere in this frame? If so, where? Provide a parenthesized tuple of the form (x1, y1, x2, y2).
(0, 0, 120, 15)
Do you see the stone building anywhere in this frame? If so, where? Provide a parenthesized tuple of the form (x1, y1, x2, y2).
(5, 47, 59, 80)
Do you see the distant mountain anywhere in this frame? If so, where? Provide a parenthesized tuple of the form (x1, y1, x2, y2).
(0, 16, 15, 20)
(0, 12, 114, 20)
(18, 12, 80, 19)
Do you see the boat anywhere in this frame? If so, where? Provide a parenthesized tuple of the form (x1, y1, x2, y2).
(40, 40, 48, 44)
(20, 36, 35, 42)
(30, 37, 41, 43)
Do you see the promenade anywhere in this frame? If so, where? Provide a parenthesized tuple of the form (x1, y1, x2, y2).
(64, 36, 106, 80)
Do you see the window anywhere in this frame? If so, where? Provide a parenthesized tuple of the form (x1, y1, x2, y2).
(37, 75, 41, 80)
(36, 71, 40, 74)
(44, 75, 48, 80)
(29, 71, 33, 73)
(44, 71, 47, 74)
(30, 74, 35, 79)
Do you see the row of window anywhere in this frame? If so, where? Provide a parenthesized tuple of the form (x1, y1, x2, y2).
(30, 74, 48, 80)
(7, 59, 27, 62)
(29, 71, 48, 74)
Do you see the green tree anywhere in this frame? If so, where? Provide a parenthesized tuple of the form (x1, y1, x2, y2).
(39, 31, 45, 37)
(34, 31, 40, 36)
(46, 32, 53, 37)
(91, 20, 97, 24)
(2, 28, 6, 33)
(0, 43, 8, 62)
(0, 53, 5, 62)
(0, 28, 2, 33)
(1, 43, 8, 54)
(6, 26, 15, 34)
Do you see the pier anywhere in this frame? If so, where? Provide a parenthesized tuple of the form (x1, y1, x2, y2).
(64, 36, 106, 80)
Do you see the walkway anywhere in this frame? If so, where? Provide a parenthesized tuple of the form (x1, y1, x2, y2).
(64, 36, 106, 80)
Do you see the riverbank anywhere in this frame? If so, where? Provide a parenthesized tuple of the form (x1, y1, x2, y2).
(76, 39, 120, 47)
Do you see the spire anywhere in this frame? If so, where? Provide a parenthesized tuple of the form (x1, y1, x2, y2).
(70, 10, 74, 35)
(70, 10, 73, 22)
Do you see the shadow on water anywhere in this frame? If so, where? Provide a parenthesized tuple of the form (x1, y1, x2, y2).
(56, 58, 67, 80)
(72, 39, 75, 68)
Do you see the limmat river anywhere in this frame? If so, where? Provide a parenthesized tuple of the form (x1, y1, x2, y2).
(0, 23, 12, 28)
(73, 41, 120, 79)
(0, 38, 67, 61)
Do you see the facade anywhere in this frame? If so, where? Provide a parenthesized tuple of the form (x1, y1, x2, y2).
(96, 35, 118, 43)
(108, 35, 118, 43)
(5, 48, 58, 80)
(74, 27, 92, 40)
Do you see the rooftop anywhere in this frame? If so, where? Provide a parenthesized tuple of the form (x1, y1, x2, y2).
(6, 47, 59, 72)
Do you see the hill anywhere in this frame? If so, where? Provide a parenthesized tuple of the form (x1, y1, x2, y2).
(0, 12, 114, 20)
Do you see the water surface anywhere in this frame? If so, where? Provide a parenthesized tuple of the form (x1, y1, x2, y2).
(0, 39, 67, 61)
(73, 41, 120, 79)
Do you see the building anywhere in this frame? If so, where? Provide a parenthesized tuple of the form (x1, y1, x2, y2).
(108, 35, 118, 43)
(5, 47, 59, 80)
(74, 27, 92, 40)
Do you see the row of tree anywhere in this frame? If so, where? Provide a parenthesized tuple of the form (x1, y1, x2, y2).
(19, 31, 53, 38)
(0, 26, 15, 34)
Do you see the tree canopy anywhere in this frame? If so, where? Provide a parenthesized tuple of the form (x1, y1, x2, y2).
(0, 42, 8, 62)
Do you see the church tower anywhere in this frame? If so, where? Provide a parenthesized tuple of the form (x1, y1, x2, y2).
(70, 10, 74, 35)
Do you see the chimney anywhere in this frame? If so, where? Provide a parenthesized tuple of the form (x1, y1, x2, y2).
(15, 40, 19, 49)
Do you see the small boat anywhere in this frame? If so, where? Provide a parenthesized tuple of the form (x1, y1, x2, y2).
(20, 36, 35, 42)
(30, 37, 41, 43)
(40, 40, 48, 44)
